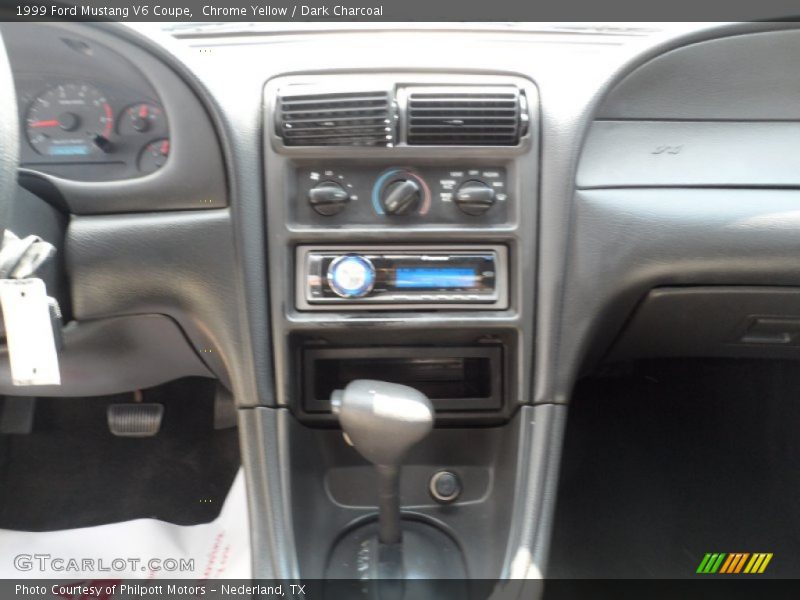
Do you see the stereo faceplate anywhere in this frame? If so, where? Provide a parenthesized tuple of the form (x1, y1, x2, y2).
(296, 245, 509, 311)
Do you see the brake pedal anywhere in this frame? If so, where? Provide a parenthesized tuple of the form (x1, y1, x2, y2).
(107, 403, 163, 437)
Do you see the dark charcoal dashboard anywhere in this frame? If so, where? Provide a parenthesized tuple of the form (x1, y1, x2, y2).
(0, 22, 233, 402)
(2, 19, 800, 589)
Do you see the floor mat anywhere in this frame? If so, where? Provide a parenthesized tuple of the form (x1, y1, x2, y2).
(0, 468, 250, 579)
(0, 377, 240, 530)
(548, 359, 800, 579)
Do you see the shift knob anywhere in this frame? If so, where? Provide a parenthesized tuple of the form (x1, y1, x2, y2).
(331, 379, 434, 467)
(331, 380, 434, 545)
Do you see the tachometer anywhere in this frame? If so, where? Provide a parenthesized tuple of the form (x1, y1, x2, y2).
(25, 83, 113, 157)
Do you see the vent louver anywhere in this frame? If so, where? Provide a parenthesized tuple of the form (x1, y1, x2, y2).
(277, 89, 395, 147)
(406, 87, 527, 146)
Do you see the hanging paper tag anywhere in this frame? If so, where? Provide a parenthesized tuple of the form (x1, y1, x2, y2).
(0, 278, 61, 386)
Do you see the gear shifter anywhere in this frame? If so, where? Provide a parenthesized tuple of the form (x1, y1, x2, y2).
(327, 380, 466, 581)
(331, 379, 434, 545)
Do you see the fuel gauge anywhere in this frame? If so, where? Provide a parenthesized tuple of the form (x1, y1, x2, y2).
(138, 139, 169, 174)
(119, 103, 165, 135)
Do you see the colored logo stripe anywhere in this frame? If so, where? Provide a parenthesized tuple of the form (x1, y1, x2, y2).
(719, 553, 749, 574)
(697, 552, 773, 574)
(697, 553, 726, 574)
(744, 553, 773, 574)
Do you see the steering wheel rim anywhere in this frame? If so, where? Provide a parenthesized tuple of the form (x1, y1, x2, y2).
(0, 29, 18, 243)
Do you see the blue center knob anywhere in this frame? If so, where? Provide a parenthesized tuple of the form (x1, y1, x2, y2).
(327, 255, 376, 298)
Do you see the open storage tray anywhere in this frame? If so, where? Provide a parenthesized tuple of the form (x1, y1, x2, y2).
(303, 345, 504, 414)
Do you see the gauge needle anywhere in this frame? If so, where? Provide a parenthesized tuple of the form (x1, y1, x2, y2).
(29, 119, 60, 128)
(93, 134, 114, 153)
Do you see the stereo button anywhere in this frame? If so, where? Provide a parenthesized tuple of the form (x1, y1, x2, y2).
(327, 255, 376, 298)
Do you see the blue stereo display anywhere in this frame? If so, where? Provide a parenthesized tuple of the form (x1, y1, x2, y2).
(394, 267, 477, 289)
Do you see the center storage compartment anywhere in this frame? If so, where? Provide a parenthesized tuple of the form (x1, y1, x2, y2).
(303, 346, 503, 413)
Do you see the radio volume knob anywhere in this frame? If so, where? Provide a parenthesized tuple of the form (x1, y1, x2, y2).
(327, 255, 376, 298)
(454, 180, 496, 216)
(308, 181, 351, 216)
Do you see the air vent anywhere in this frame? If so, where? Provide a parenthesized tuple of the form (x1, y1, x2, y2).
(277, 89, 395, 147)
(405, 86, 527, 146)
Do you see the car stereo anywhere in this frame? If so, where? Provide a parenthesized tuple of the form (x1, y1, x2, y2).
(296, 245, 508, 310)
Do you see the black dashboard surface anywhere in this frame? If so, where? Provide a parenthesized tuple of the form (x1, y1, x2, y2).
(6, 21, 797, 422)
(0, 23, 236, 400)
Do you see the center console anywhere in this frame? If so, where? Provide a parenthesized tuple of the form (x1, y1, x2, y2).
(262, 72, 539, 579)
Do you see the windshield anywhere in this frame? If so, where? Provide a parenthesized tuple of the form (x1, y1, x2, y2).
(132, 21, 700, 39)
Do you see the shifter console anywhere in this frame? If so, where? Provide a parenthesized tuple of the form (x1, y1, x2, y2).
(263, 74, 539, 580)
(326, 380, 467, 579)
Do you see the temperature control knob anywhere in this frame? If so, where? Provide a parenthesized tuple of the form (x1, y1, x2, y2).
(381, 179, 421, 216)
(327, 255, 376, 298)
(309, 181, 351, 216)
(454, 180, 496, 216)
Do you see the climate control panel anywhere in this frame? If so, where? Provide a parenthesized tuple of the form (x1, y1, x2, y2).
(298, 166, 509, 225)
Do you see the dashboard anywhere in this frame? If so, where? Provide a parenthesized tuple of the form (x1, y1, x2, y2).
(1, 19, 800, 589)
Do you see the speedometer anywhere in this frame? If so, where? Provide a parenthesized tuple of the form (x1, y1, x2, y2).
(25, 83, 113, 157)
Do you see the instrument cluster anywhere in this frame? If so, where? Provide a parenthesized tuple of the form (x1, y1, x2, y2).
(18, 79, 170, 182)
